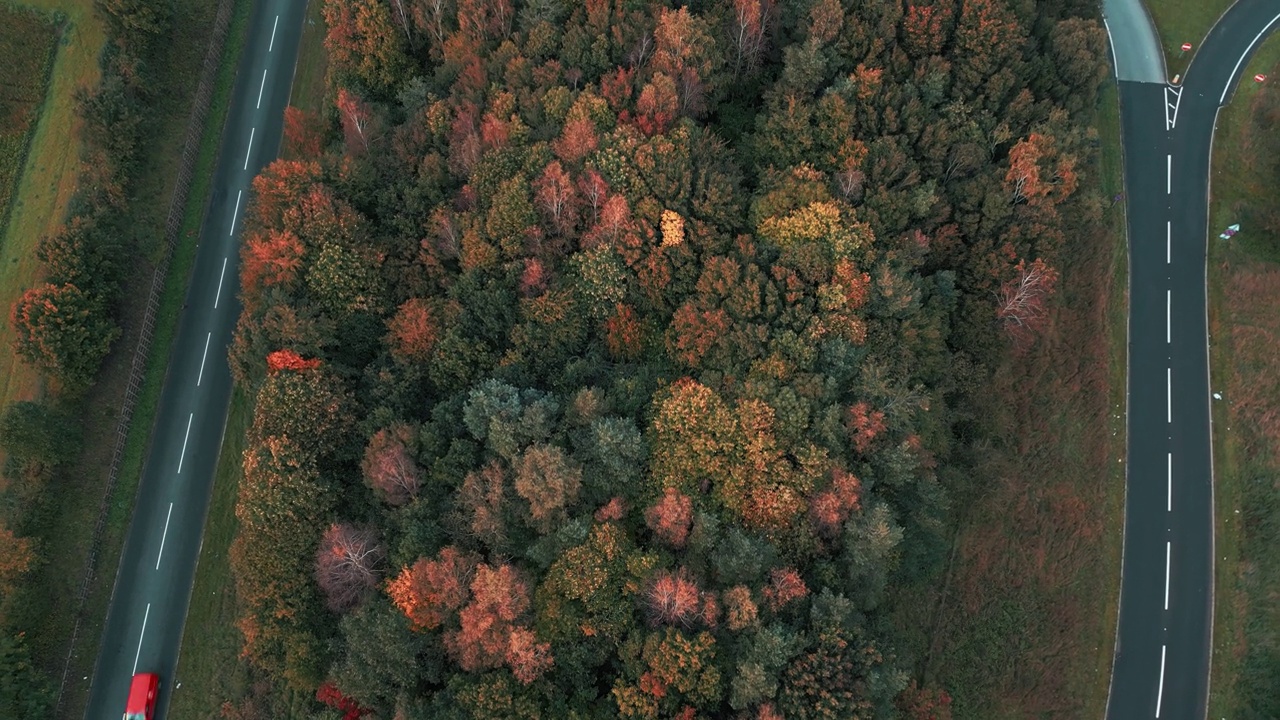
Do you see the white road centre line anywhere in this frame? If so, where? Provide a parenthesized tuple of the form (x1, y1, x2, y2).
(156, 502, 174, 570)
(1156, 644, 1167, 717)
(256, 68, 268, 109)
(177, 413, 194, 474)
(1166, 154, 1172, 194)
(1164, 541, 1171, 610)
(1167, 452, 1173, 512)
(1166, 221, 1171, 264)
(214, 257, 227, 309)
(132, 603, 151, 674)
(1166, 289, 1171, 343)
(269, 14, 279, 52)
(1167, 368, 1172, 423)
(197, 332, 212, 386)
(244, 127, 256, 170)
(229, 189, 242, 236)
(1221, 11, 1280, 104)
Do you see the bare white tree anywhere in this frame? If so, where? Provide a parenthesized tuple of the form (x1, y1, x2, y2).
(316, 524, 384, 611)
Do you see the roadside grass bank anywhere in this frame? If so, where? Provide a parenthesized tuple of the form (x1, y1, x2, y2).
(890, 81, 1128, 717)
(0, 0, 102, 413)
(170, 4, 327, 715)
(1144, 0, 1234, 78)
(0, 4, 62, 238)
(1205, 36, 1280, 720)
(2, 0, 250, 714)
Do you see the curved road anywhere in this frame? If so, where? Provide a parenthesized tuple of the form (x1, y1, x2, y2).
(1104, 1, 1280, 718)
(83, 1, 305, 717)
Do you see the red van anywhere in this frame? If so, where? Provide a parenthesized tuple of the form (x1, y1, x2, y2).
(123, 672, 158, 720)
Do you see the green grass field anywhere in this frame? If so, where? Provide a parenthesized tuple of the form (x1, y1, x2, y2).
(1205, 35, 1280, 720)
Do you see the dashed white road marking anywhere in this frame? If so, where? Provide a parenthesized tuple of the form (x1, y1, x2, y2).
(177, 413, 194, 474)
(1156, 644, 1167, 717)
(1166, 289, 1171, 344)
(269, 15, 279, 52)
(156, 503, 174, 570)
(1164, 541, 1171, 610)
(1167, 452, 1172, 512)
(1166, 154, 1172, 194)
(132, 603, 150, 674)
(197, 332, 212, 387)
(214, 257, 227, 309)
(244, 127, 255, 170)
(229, 189, 242, 236)
(256, 69, 268, 109)
(1166, 221, 1171, 264)
(1167, 368, 1172, 424)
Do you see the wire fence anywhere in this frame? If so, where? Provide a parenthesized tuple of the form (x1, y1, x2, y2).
(54, 0, 236, 713)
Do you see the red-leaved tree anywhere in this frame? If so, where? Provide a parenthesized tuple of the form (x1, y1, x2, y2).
(505, 626, 555, 684)
(386, 546, 479, 631)
(444, 562, 531, 671)
(315, 523, 384, 612)
(645, 487, 693, 549)
(316, 681, 371, 720)
(646, 567, 702, 628)
(808, 467, 862, 538)
(762, 567, 809, 612)
(265, 349, 322, 374)
(385, 297, 438, 363)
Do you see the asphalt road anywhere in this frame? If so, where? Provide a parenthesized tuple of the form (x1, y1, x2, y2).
(82, 1, 305, 718)
(1105, 2, 1280, 718)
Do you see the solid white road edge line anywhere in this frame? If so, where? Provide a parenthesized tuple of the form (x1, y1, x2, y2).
(214, 257, 227, 309)
(1167, 368, 1172, 423)
(257, 68, 268, 109)
(1164, 541, 1171, 610)
(132, 603, 150, 674)
(1166, 154, 1172, 194)
(1221, 11, 1280, 104)
(156, 503, 174, 570)
(1167, 452, 1172, 512)
(269, 14, 279, 52)
(197, 332, 212, 387)
(229, 189, 242, 236)
(244, 127, 256, 170)
(177, 413, 194, 474)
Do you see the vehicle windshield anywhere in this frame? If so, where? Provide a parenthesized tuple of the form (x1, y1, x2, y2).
(124, 713, 146, 720)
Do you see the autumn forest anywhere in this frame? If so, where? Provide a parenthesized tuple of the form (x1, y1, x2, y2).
(226, 0, 1110, 717)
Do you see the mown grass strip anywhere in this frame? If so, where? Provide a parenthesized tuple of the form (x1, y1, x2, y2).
(1205, 34, 1280, 720)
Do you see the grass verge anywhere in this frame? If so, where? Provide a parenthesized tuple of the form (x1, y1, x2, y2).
(889, 81, 1128, 718)
(1205, 34, 1280, 720)
(1145, 0, 1234, 78)
(14, 0, 253, 714)
(166, 388, 252, 719)
(169, 3, 328, 715)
